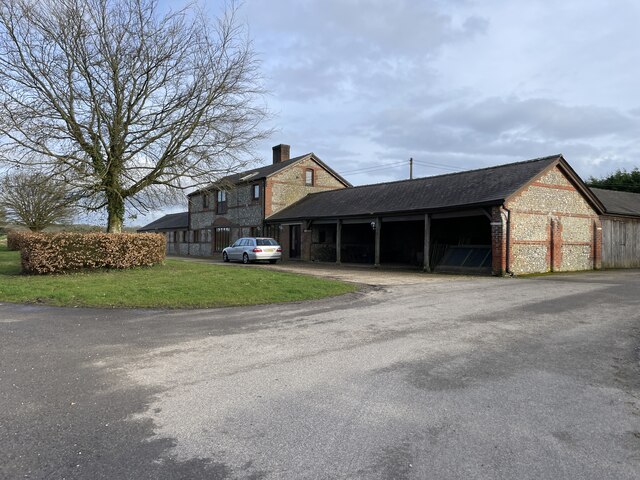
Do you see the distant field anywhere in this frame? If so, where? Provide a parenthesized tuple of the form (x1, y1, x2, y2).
(0, 244, 356, 308)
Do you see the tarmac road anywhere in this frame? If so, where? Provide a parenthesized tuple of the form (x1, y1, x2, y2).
(1, 270, 639, 479)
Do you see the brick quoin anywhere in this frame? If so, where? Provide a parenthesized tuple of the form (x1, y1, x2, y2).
(593, 218, 602, 269)
(545, 220, 552, 270)
(491, 206, 507, 276)
(301, 229, 312, 261)
(264, 182, 274, 217)
(550, 219, 563, 272)
(280, 226, 291, 261)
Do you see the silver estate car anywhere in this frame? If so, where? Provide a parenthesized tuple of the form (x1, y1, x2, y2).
(222, 237, 282, 264)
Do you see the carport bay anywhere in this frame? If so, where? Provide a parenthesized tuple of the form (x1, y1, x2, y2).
(271, 208, 493, 273)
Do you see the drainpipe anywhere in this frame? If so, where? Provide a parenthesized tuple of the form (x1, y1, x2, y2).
(187, 198, 192, 257)
(502, 205, 512, 275)
(262, 178, 266, 237)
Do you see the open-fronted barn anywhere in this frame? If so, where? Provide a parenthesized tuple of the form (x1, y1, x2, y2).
(266, 155, 607, 275)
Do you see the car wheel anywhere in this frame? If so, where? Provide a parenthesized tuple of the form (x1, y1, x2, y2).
(222, 252, 229, 263)
(269, 259, 277, 264)
(242, 253, 250, 264)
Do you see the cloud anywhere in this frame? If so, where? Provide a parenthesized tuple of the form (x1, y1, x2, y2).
(243, 1, 640, 184)
(431, 97, 637, 140)
(246, 0, 488, 100)
(138, 1, 640, 222)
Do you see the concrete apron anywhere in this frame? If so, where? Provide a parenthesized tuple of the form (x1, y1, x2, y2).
(170, 255, 476, 286)
(268, 263, 479, 286)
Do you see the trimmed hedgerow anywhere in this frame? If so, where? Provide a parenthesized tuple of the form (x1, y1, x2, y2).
(20, 232, 165, 274)
(7, 230, 35, 251)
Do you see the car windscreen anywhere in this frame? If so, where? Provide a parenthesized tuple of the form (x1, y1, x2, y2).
(256, 238, 278, 246)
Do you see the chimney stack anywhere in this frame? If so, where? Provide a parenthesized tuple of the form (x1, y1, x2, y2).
(272, 144, 290, 164)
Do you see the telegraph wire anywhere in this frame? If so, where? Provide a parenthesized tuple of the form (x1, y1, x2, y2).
(337, 158, 461, 177)
(338, 160, 406, 175)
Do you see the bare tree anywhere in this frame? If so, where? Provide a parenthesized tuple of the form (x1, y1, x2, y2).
(0, 172, 76, 231)
(0, 0, 269, 232)
(0, 204, 7, 233)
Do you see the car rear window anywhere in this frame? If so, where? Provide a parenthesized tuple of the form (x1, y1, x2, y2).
(256, 238, 278, 246)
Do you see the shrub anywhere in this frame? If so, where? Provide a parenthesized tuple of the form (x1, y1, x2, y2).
(20, 232, 166, 274)
(7, 230, 35, 251)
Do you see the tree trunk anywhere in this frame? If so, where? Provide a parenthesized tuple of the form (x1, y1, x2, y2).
(106, 193, 125, 233)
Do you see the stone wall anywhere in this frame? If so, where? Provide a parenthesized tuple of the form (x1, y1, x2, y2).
(162, 228, 213, 256)
(152, 231, 188, 256)
(181, 157, 347, 257)
(177, 242, 189, 256)
(505, 166, 600, 274)
(190, 184, 263, 230)
(266, 157, 347, 217)
(189, 182, 264, 249)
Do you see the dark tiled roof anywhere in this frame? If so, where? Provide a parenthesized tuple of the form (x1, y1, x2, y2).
(137, 212, 188, 232)
(220, 154, 310, 184)
(187, 153, 350, 196)
(268, 155, 562, 221)
(187, 155, 308, 197)
(591, 188, 640, 217)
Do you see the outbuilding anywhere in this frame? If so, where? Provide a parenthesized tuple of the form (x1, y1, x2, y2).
(592, 188, 640, 269)
(266, 155, 606, 276)
(137, 212, 189, 255)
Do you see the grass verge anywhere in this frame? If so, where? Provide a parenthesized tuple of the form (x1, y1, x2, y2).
(0, 244, 357, 308)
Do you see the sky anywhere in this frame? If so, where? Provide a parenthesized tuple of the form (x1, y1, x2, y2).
(141, 0, 640, 225)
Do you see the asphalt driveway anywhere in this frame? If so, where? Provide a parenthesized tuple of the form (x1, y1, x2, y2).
(1, 270, 639, 479)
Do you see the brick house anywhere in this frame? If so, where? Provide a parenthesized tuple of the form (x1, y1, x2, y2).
(266, 154, 609, 275)
(139, 144, 350, 256)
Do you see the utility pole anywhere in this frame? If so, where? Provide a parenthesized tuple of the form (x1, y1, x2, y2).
(409, 157, 413, 180)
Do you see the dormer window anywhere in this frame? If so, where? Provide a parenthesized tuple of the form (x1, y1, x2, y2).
(305, 168, 314, 186)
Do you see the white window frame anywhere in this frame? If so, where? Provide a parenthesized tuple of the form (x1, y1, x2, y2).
(305, 168, 314, 186)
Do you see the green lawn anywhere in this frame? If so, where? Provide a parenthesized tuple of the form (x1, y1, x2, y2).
(0, 244, 356, 308)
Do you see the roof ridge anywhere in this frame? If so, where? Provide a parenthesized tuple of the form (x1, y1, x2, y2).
(188, 153, 314, 196)
(590, 186, 640, 195)
(263, 154, 589, 222)
(222, 154, 308, 178)
(304, 154, 562, 197)
(138, 211, 189, 231)
(231, 153, 310, 175)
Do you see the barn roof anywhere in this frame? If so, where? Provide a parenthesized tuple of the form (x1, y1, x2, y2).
(137, 212, 188, 232)
(267, 155, 565, 221)
(591, 188, 640, 217)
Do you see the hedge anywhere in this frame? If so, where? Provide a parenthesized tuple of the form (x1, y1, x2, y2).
(19, 232, 166, 274)
(7, 230, 35, 251)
